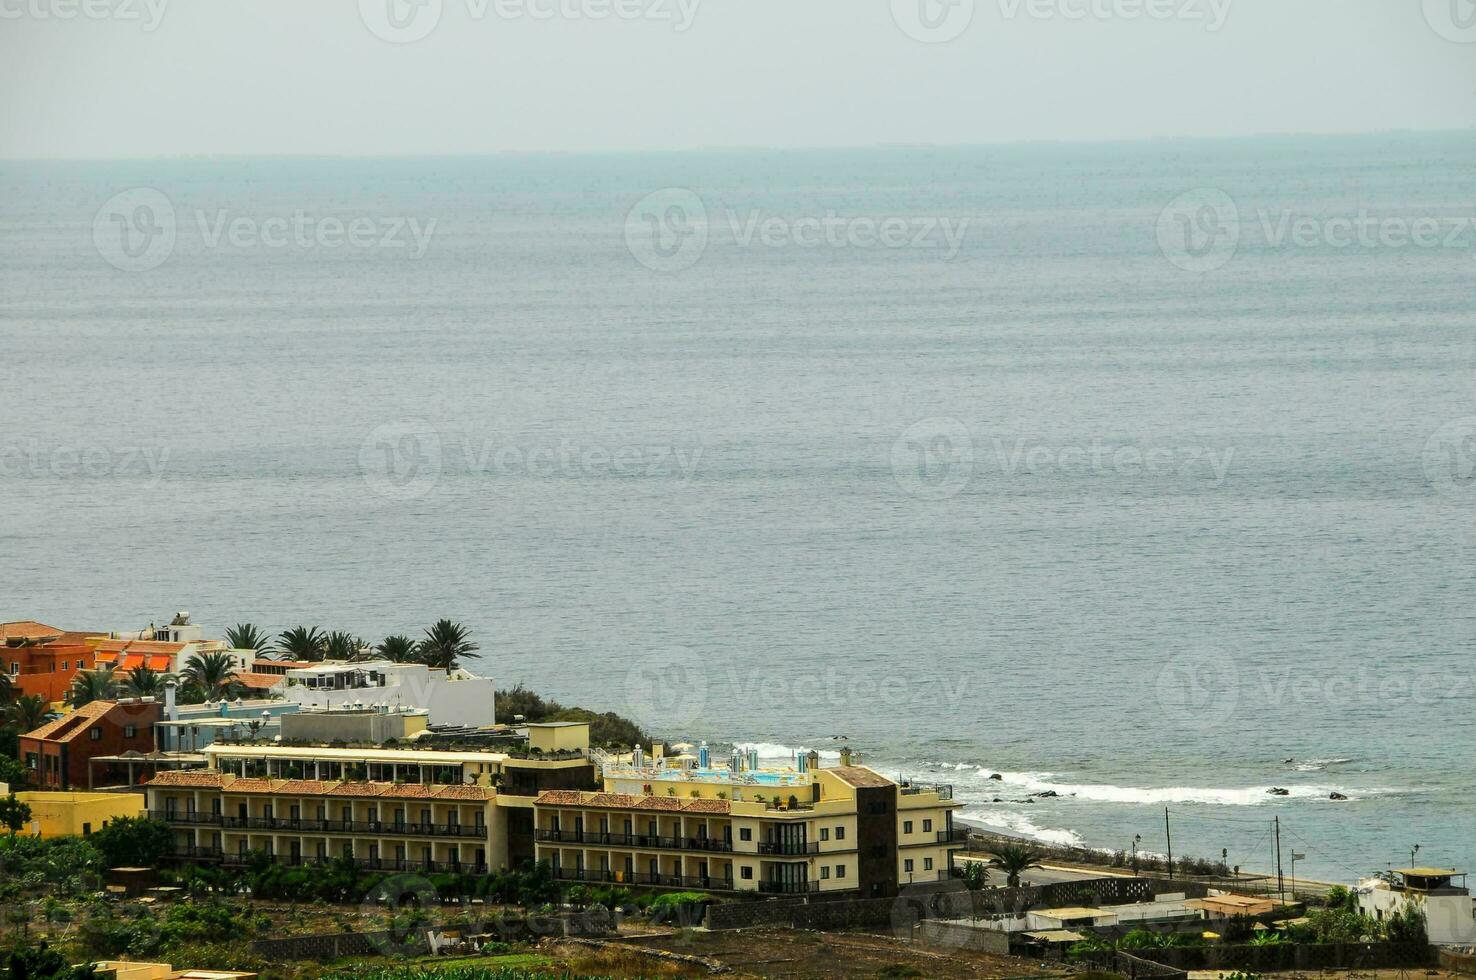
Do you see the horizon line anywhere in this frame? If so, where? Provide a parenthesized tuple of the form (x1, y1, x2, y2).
(3, 125, 1472, 165)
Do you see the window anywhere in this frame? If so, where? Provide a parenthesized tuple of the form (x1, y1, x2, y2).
(924, 858, 934, 871)
(82, 823, 92, 835)
(124, 725, 137, 738)
(835, 865, 845, 878)
(904, 859, 914, 873)
(903, 820, 913, 834)
(835, 826, 846, 840)
(90, 727, 102, 741)
(820, 866, 830, 879)
(741, 867, 753, 880)
(922, 819, 932, 832)
(739, 828, 752, 842)
(25, 754, 37, 770)
(819, 827, 830, 841)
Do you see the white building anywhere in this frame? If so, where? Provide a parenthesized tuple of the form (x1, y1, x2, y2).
(281, 661, 496, 728)
(1357, 868, 1476, 946)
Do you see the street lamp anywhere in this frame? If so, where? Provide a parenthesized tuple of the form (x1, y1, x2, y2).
(1291, 852, 1306, 899)
(1132, 834, 1143, 876)
(1411, 844, 1421, 869)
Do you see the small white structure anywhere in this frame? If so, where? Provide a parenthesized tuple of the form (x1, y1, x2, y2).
(1357, 868, 1476, 946)
(282, 660, 495, 727)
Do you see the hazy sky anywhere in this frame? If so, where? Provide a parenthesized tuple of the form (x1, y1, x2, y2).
(1, 0, 1472, 158)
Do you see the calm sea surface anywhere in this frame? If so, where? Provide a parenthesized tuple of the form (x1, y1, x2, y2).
(3, 133, 1475, 883)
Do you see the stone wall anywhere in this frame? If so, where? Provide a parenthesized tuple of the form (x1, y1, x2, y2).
(915, 920, 1011, 955)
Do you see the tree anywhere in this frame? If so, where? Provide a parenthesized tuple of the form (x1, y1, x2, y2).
(496, 684, 558, 723)
(987, 843, 1043, 887)
(5, 942, 96, 980)
(181, 651, 240, 701)
(0, 670, 13, 705)
(0, 754, 25, 788)
(225, 623, 272, 653)
(7, 694, 50, 733)
(416, 619, 479, 672)
(0, 793, 32, 835)
(67, 668, 118, 708)
(89, 816, 173, 867)
(324, 631, 364, 661)
(276, 626, 327, 662)
(376, 635, 419, 663)
(961, 862, 990, 890)
(121, 666, 168, 698)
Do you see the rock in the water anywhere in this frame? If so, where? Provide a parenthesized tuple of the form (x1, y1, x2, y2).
(988, 773, 1003, 781)
(1268, 787, 1290, 796)
(1033, 790, 1059, 798)
(1329, 792, 1348, 801)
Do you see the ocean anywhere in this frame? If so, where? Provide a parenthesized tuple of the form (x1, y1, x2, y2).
(3, 131, 1475, 883)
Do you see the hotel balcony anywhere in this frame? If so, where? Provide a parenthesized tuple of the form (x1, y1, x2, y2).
(535, 828, 733, 853)
(758, 840, 821, 856)
(152, 810, 488, 839)
(551, 867, 735, 891)
(937, 828, 970, 844)
(900, 782, 954, 800)
(759, 879, 821, 895)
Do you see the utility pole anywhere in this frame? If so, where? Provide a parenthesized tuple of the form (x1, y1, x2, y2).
(1274, 816, 1285, 901)
(1165, 807, 1173, 879)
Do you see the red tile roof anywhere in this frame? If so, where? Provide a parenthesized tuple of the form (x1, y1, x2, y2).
(22, 700, 116, 742)
(324, 782, 390, 798)
(145, 770, 226, 788)
(95, 639, 186, 656)
(0, 621, 66, 642)
(829, 766, 894, 789)
(536, 791, 729, 814)
(232, 672, 285, 690)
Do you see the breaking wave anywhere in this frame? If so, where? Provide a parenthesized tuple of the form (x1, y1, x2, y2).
(938, 763, 1382, 805)
(731, 741, 843, 762)
(961, 809, 1086, 848)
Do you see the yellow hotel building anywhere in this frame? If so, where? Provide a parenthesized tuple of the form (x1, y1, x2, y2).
(144, 723, 964, 898)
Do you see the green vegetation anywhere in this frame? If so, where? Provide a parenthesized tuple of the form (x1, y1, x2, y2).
(88, 818, 173, 869)
(986, 844, 1042, 888)
(181, 651, 242, 701)
(225, 623, 273, 653)
(0, 795, 33, 836)
(416, 621, 479, 673)
(2, 942, 97, 980)
(277, 626, 329, 662)
(66, 670, 117, 709)
(493, 686, 646, 749)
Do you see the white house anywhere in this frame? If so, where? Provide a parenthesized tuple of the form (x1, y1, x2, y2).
(1357, 868, 1476, 946)
(281, 660, 496, 728)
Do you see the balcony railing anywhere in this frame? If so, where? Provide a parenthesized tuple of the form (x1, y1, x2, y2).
(153, 811, 487, 838)
(937, 828, 970, 844)
(758, 841, 820, 856)
(535, 829, 733, 853)
(216, 853, 489, 874)
(900, 783, 954, 800)
(551, 867, 735, 891)
(759, 879, 821, 895)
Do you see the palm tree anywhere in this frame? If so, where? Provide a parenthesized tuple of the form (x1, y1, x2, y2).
(68, 668, 118, 708)
(7, 694, 50, 733)
(225, 623, 273, 653)
(0, 671, 13, 705)
(181, 651, 240, 701)
(324, 631, 364, 662)
(376, 635, 418, 664)
(416, 619, 479, 673)
(121, 666, 169, 698)
(276, 626, 327, 662)
(988, 844, 1043, 888)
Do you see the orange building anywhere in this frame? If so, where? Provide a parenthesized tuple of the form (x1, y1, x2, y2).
(2, 622, 107, 703)
(92, 639, 185, 674)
